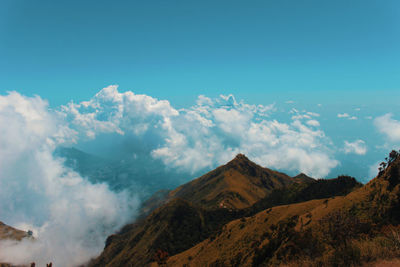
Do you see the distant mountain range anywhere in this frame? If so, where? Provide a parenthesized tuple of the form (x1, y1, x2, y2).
(3, 151, 400, 266)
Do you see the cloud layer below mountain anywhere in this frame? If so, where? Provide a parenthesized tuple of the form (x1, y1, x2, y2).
(0, 92, 137, 266)
(6, 85, 387, 265)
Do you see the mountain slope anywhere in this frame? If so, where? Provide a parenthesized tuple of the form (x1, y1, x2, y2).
(91, 154, 363, 267)
(243, 175, 362, 217)
(89, 198, 242, 267)
(0, 222, 29, 241)
(166, 151, 400, 267)
(169, 154, 307, 209)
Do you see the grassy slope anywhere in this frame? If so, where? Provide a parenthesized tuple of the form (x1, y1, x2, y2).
(91, 157, 362, 267)
(0, 221, 28, 241)
(169, 154, 301, 210)
(166, 156, 400, 266)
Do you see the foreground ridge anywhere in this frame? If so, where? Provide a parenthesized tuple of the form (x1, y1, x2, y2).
(90, 153, 369, 267)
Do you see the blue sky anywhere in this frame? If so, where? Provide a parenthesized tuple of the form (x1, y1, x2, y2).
(1, 0, 400, 106)
(1, 0, 400, 181)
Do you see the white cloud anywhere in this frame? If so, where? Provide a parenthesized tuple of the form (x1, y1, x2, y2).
(290, 109, 319, 121)
(285, 100, 294, 104)
(337, 113, 357, 120)
(343, 140, 367, 155)
(157, 97, 336, 177)
(337, 113, 350, 118)
(60, 86, 339, 177)
(60, 85, 179, 139)
(306, 120, 320, 127)
(0, 92, 137, 266)
(307, 112, 320, 117)
(374, 113, 400, 142)
(292, 114, 311, 120)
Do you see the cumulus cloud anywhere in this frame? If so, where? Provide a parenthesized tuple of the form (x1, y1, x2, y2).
(0, 92, 137, 266)
(61, 86, 338, 177)
(343, 140, 367, 155)
(374, 113, 400, 142)
(59, 85, 179, 139)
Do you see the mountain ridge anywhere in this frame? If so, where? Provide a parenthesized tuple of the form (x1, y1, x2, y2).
(168, 153, 309, 210)
(90, 153, 364, 267)
(165, 151, 400, 266)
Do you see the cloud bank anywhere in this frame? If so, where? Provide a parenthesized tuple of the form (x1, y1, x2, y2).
(0, 86, 348, 266)
(62, 86, 338, 177)
(0, 92, 137, 266)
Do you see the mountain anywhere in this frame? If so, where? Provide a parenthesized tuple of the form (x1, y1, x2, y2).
(0, 221, 29, 241)
(89, 198, 242, 267)
(90, 154, 363, 267)
(166, 151, 400, 266)
(293, 172, 315, 182)
(243, 175, 362, 217)
(0, 222, 31, 267)
(168, 154, 309, 210)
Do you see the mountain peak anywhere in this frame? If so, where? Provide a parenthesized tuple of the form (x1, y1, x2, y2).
(227, 153, 251, 165)
(227, 153, 254, 168)
(293, 172, 315, 183)
(233, 153, 249, 161)
(169, 154, 294, 209)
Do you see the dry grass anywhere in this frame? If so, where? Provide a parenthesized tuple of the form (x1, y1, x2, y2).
(283, 228, 400, 267)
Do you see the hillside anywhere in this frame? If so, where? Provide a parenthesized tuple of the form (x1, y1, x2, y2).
(90, 154, 362, 267)
(169, 154, 308, 210)
(0, 222, 30, 267)
(166, 151, 400, 266)
(0, 221, 29, 241)
(89, 198, 243, 267)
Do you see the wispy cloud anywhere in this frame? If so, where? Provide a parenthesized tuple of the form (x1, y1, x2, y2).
(338, 113, 357, 120)
(343, 140, 367, 155)
(306, 120, 320, 127)
(374, 113, 400, 142)
(337, 113, 350, 118)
